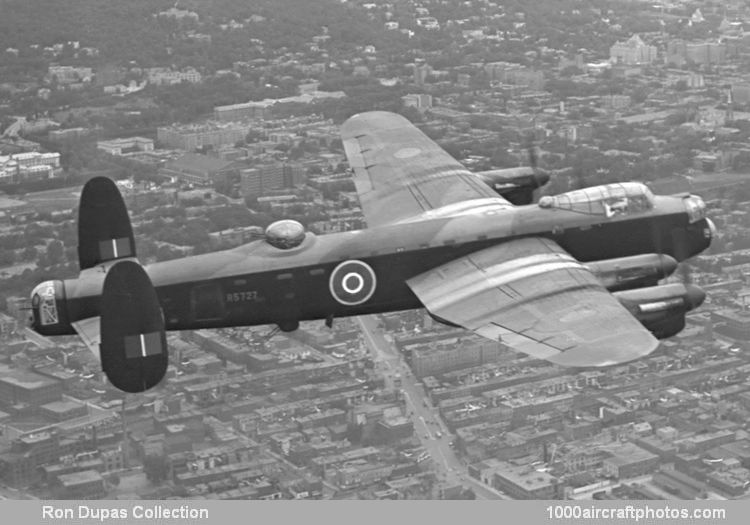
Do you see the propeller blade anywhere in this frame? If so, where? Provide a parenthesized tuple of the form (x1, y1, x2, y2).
(679, 262, 692, 285)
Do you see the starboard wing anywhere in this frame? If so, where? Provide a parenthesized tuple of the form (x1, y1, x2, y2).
(406, 237, 659, 367)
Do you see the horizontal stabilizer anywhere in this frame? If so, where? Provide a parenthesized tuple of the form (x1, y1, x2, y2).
(78, 177, 136, 270)
(101, 260, 167, 393)
(71, 317, 101, 359)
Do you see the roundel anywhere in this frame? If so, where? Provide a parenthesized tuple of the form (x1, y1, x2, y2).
(329, 260, 377, 306)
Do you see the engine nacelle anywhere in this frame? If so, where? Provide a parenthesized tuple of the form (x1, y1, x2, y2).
(614, 283, 705, 339)
(475, 167, 550, 205)
(587, 254, 678, 292)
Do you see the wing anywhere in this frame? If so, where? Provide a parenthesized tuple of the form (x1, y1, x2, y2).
(341, 111, 510, 227)
(406, 237, 658, 367)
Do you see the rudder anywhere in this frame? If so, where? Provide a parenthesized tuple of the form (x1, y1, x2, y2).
(78, 177, 136, 270)
(100, 260, 168, 393)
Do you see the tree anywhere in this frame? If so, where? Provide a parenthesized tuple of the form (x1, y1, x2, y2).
(44, 240, 65, 267)
(22, 246, 38, 261)
(107, 472, 121, 487)
(0, 250, 15, 267)
(143, 454, 170, 484)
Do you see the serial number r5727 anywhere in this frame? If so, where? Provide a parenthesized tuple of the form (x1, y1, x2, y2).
(226, 291, 258, 303)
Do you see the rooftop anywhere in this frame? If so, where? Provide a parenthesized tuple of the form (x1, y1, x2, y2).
(58, 469, 103, 487)
(0, 369, 60, 390)
(494, 462, 558, 491)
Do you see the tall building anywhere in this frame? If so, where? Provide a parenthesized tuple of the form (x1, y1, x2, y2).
(241, 163, 307, 198)
(410, 338, 505, 378)
(690, 42, 727, 65)
(402, 93, 433, 110)
(610, 35, 657, 65)
(413, 63, 432, 85)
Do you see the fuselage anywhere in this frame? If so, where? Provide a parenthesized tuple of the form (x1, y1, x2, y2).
(32, 190, 713, 337)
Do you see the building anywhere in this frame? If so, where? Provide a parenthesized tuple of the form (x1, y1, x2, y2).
(0, 369, 62, 407)
(48, 127, 92, 142)
(214, 101, 274, 121)
(334, 463, 393, 489)
(240, 163, 306, 198)
(413, 64, 432, 85)
(157, 7, 199, 21)
(157, 122, 250, 151)
(40, 400, 88, 422)
(602, 443, 659, 479)
(55, 470, 106, 499)
(492, 462, 561, 499)
(402, 93, 433, 111)
(687, 42, 727, 65)
(145, 67, 202, 86)
(602, 94, 631, 110)
(610, 35, 657, 65)
(41, 457, 105, 484)
(0, 430, 91, 486)
(96, 137, 154, 156)
(732, 84, 750, 105)
(410, 338, 505, 378)
(158, 153, 239, 185)
(47, 65, 93, 84)
(712, 310, 750, 339)
(484, 62, 545, 91)
(0, 152, 61, 184)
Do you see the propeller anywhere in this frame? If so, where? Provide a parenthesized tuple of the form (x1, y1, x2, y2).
(677, 261, 693, 285)
(523, 131, 551, 195)
(650, 217, 693, 286)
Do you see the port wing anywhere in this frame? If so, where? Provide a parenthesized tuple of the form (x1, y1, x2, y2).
(341, 111, 510, 227)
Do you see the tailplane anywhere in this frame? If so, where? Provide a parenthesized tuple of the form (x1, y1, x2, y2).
(75, 177, 168, 392)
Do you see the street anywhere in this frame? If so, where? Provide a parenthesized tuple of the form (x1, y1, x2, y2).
(357, 315, 508, 499)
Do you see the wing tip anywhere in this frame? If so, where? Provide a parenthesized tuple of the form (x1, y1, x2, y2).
(546, 333, 659, 368)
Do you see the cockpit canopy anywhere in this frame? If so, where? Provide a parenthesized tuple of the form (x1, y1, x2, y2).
(539, 182, 655, 217)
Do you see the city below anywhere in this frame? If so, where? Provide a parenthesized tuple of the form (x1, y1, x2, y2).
(1, 0, 750, 501)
